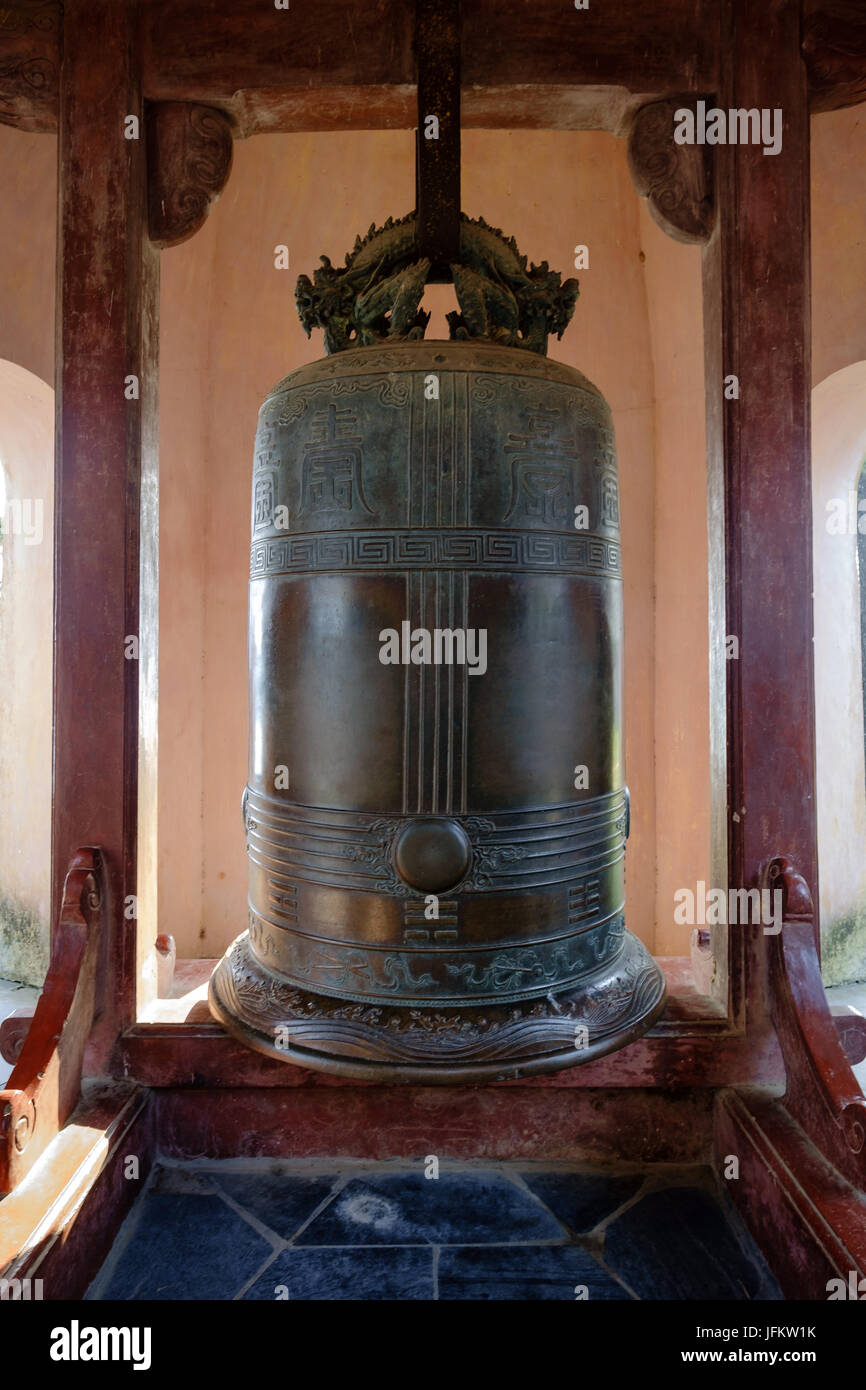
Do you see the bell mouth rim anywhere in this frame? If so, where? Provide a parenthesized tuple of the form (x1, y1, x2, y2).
(207, 930, 666, 1085)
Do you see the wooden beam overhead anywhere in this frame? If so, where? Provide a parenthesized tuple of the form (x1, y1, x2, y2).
(138, 0, 716, 135)
(137, 0, 866, 129)
(140, 0, 714, 110)
(2, 0, 864, 138)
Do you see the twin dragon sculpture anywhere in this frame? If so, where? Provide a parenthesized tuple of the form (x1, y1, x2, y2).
(294, 210, 580, 357)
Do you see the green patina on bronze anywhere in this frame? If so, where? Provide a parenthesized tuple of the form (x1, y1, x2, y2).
(295, 212, 580, 357)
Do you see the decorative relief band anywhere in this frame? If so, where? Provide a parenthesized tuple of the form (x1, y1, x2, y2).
(271, 374, 412, 426)
(251, 528, 620, 579)
(266, 342, 594, 395)
(245, 791, 628, 897)
(210, 927, 666, 1071)
(248, 904, 626, 1006)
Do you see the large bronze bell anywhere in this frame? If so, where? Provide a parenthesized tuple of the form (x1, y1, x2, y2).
(209, 212, 665, 1081)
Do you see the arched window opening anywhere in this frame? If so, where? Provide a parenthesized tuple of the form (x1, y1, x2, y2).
(0, 361, 54, 991)
(813, 362, 866, 1090)
(857, 459, 866, 788)
(0, 459, 6, 593)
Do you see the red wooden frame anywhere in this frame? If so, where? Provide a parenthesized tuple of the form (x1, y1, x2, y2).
(0, 848, 103, 1194)
(1, 0, 865, 1295)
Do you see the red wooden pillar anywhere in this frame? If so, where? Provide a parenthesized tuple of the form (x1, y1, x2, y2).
(54, 0, 158, 1063)
(704, 0, 817, 1024)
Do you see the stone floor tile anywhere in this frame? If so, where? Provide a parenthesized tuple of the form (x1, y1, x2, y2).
(298, 1170, 567, 1247)
(208, 1170, 339, 1240)
(243, 1247, 435, 1301)
(437, 1245, 631, 1301)
(517, 1169, 645, 1233)
(91, 1193, 274, 1301)
(602, 1186, 783, 1301)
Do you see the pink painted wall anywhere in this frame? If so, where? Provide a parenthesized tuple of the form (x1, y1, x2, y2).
(0, 360, 54, 984)
(0, 131, 55, 389)
(637, 206, 709, 956)
(812, 106, 866, 387)
(812, 362, 866, 983)
(0, 129, 55, 984)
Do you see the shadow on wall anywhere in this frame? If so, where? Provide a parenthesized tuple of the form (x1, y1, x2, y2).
(0, 359, 53, 986)
(813, 360, 866, 986)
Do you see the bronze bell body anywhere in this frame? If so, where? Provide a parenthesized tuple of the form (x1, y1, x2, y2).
(209, 214, 665, 1081)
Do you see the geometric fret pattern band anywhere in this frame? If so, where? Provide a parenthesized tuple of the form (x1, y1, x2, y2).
(251, 528, 621, 579)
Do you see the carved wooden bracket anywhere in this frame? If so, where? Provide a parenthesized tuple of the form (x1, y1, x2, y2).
(804, 0, 866, 112)
(146, 101, 234, 250)
(0, 848, 103, 1195)
(0, 0, 60, 133)
(627, 97, 714, 246)
(765, 854, 816, 923)
(762, 855, 866, 1190)
(0, 1008, 35, 1066)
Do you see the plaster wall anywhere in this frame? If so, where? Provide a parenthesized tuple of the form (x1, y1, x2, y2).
(812, 107, 866, 387)
(812, 362, 866, 985)
(808, 104, 866, 979)
(637, 205, 710, 956)
(0, 131, 55, 389)
(0, 360, 54, 985)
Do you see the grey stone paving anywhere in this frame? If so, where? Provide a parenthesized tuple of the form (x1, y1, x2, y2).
(87, 1159, 782, 1302)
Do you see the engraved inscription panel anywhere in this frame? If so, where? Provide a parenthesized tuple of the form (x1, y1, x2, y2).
(299, 404, 373, 518)
(504, 402, 578, 525)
